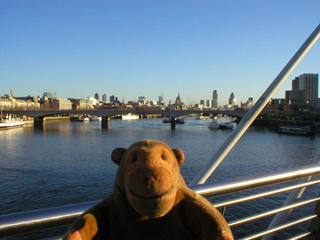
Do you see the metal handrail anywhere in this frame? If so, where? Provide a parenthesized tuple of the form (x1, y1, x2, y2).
(214, 179, 320, 208)
(288, 231, 314, 240)
(1, 163, 320, 239)
(239, 215, 317, 240)
(228, 197, 320, 227)
(191, 163, 320, 198)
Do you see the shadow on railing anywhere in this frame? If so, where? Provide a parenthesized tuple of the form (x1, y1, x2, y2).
(1, 163, 320, 239)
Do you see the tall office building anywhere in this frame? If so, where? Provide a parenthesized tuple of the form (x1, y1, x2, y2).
(102, 94, 107, 102)
(94, 93, 100, 101)
(212, 90, 218, 108)
(158, 95, 164, 105)
(286, 73, 319, 107)
(206, 99, 212, 108)
(110, 95, 116, 103)
(229, 92, 235, 106)
(299, 73, 318, 106)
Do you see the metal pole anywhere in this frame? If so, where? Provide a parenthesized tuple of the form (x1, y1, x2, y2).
(261, 151, 320, 240)
(190, 24, 320, 185)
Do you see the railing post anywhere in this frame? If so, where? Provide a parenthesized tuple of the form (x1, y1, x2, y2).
(306, 193, 320, 240)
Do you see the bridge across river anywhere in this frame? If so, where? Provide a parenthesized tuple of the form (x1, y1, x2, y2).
(2, 109, 271, 129)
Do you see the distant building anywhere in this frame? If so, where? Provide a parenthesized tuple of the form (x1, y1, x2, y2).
(74, 97, 98, 109)
(175, 93, 183, 105)
(149, 100, 157, 106)
(206, 100, 212, 108)
(240, 98, 254, 109)
(43, 92, 53, 99)
(228, 92, 235, 106)
(269, 98, 287, 109)
(0, 99, 12, 108)
(94, 93, 100, 101)
(110, 95, 116, 103)
(195, 103, 204, 109)
(174, 93, 185, 109)
(0, 98, 40, 110)
(0, 94, 40, 109)
(285, 73, 319, 108)
(212, 90, 218, 108)
(102, 94, 107, 102)
(138, 96, 147, 105)
(52, 99, 72, 110)
(158, 95, 164, 105)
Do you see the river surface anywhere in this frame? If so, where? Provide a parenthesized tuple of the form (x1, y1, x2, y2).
(1, 118, 319, 239)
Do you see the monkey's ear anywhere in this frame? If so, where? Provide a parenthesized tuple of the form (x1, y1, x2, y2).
(172, 148, 185, 165)
(111, 148, 127, 165)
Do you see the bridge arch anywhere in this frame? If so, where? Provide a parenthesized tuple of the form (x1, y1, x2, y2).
(2, 109, 270, 129)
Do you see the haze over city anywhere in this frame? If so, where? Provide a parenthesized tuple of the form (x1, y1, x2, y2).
(1, 1, 320, 105)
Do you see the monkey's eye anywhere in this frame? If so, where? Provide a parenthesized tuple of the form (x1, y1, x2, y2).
(161, 155, 167, 161)
(132, 155, 138, 163)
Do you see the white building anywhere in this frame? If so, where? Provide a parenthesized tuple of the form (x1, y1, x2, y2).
(52, 99, 72, 110)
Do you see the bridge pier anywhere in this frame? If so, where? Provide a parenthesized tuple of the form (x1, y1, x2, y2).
(101, 117, 109, 129)
(171, 117, 175, 130)
(34, 117, 44, 128)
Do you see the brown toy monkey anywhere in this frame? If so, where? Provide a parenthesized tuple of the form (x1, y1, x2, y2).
(64, 140, 233, 240)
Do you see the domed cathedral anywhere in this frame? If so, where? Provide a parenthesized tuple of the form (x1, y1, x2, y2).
(174, 93, 186, 109)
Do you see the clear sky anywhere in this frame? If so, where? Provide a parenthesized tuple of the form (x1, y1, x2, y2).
(1, 1, 320, 106)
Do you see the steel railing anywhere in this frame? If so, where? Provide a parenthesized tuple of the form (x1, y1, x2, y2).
(0, 163, 320, 239)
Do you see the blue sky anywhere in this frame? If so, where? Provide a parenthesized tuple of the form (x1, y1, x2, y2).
(1, 1, 320, 105)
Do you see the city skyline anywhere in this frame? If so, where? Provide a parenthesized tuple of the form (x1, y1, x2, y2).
(1, 1, 320, 105)
(3, 88, 248, 107)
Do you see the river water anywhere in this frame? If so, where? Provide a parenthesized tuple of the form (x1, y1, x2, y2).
(1, 118, 319, 239)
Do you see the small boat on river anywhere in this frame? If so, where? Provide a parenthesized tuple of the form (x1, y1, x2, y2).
(0, 119, 25, 128)
(162, 117, 186, 124)
(278, 125, 313, 136)
(0, 110, 25, 128)
(122, 114, 139, 120)
(89, 117, 102, 121)
(195, 116, 209, 120)
(208, 116, 237, 129)
(74, 116, 90, 122)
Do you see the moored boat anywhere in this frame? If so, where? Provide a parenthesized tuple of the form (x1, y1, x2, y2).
(208, 116, 237, 129)
(218, 122, 237, 129)
(162, 117, 186, 124)
(74, 116, 90, 122)
(0, 110, 24, 128)
(122, 114, 139, 120)
(89, 116, 102, 121)
(0, 119, 25, 128)
(278, 125, 312, 136)
(195, 116, 209, 120)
